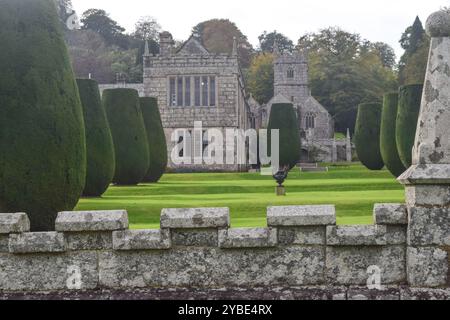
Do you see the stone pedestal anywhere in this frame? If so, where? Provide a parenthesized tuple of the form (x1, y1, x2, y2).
(398, 10, 450, 288)
(276, 186, 286, 196)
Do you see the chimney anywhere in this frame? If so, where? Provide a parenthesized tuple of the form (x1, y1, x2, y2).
(159, 31, 174, 56)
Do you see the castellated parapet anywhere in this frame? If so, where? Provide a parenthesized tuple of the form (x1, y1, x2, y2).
(0, 205, 449, 300)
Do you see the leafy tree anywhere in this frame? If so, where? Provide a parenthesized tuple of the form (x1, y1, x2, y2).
(354, 103, 384, 170)
(364, 41, 397, 69)
(398, 17, 430, 85)
(297, 27, 397, 133)
(77, 79, 115, 197)
(192, 19, 254, 68)
(268, 103, 301, 170)
(133, 16, 161, 41)
(104, 89, 149, 185)
(258, 31, 294, 53)
(140, 98, 168, 183)
(0, 0, 86, 231)
(81, 9, 126, 48)
(246, 53, 274, 105)
(380, 93, 406, 177)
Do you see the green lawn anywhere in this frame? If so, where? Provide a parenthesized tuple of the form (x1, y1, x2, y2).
(75, 163, 405, 229)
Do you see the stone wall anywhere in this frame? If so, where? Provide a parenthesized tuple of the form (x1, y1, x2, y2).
(98, 83, 145, 97)
(0, 204, 448, 299)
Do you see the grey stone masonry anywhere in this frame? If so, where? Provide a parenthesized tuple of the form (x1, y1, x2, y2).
(373, 204, 408, 225)
(0, 202, 447, 298)
(267, 205, 336, 226)
(0, 213, 30, 234)
(398, 9, 450, 289)
(160, 208, 230, 229)
(56, 210, 129, 232)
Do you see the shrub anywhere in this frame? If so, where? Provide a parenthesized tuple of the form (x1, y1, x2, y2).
(354, 103, 384, 170)
(267, 103, 301, 170)
(0, 0, 86, 231)
(140, 98, 168, 183)
(77, 79, 115, 196)
(103, 89, 149, 185)
(380, 93, 406, 177)
(396, 84, 423, 168)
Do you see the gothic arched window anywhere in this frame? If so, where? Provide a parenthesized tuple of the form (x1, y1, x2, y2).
(305, 113, 315, 129)
(287, 68, 294, 79)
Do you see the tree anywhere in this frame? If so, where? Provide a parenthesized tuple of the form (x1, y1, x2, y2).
(81, 9, 126, 47)
(380, 93, 406, 177)
(354, 103, 384, 170)
(398, 17, 430, 85)
(192, 19, 254, 68)
(246, 53, 274, 105)
(133, 16, 161, 41)
(140, 98, 168, 183)
(0, 0, 86, 231)
(364, 41, 397, 69)
(297, 27, 397, 133)
(267, 103, 301, 170)
(258, 31, 294, 53)
(103, 89, 149, 185)
(396, 84, 423, 168)
(77, 79, 115, 197)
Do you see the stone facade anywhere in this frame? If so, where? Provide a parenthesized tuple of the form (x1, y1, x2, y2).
(101, 32, 251, 172)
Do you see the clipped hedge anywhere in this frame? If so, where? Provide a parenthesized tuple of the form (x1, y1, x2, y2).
(104, 89, 149, 185)
(140, 98, 168, 183)
(77, 79, 115, 197)
(267, 103, 301, 170)
(0, 0, 86, 231)
(380, 93, 406, 177)
(396, 84, 423, 168)
(354, 103, 384, 170)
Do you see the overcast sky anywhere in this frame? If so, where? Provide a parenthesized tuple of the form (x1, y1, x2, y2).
(71, 0, 450, 58)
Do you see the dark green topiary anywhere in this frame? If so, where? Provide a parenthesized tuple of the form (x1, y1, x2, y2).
(380, 93, 407, 177)
(396, 84, 423, 168)
(77, 79, 115, 197)
(267, 103, 301, 170)
(140, 98, 168, 183)
(0, 0, 86, 231)
(354, 103, 384, 170)
(103, 89, 149, 185)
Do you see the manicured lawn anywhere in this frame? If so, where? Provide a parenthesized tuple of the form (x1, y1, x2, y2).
(75, 163, 405, 229)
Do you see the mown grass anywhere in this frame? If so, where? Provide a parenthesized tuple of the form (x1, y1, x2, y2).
(75, 163, 404, 229)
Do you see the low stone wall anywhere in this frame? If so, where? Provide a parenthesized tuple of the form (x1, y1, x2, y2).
(1, 204, 447, 299)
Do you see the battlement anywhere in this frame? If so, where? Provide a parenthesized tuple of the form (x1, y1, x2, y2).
(0, 204, 448, 299)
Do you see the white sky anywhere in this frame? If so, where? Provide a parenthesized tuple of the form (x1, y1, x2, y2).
(71, 0, 450, 58)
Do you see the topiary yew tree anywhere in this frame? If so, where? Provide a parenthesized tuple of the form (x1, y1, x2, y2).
(354, 103, 384, 170)
(380, 93, 406, 177)
(267, 103, 301, 171)
(0, 0, 86, 231)
(396, 84, 423, 168)
(140, 97, 168, 183)
(77, 79, 115, 197)
(104, 89, 149, 185)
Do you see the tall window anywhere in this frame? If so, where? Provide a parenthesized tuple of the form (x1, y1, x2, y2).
(185, 77, 191, 107)
(169, 78, 176, 107)
(194, 77, 201, 107)
(287, 68, 294, 79)
(305, 113, 315, 129)
(209, 77, 216, 106)
(170, 76, 216, 107)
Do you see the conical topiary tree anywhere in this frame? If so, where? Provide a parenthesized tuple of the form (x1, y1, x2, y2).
(0, 0, 86, 231)
(354, 103, 384, 170)
(140, 97, 168, 183)
(396, 84, 423, 168)
(104, 89, 149, 185)
(380, 93, 406, 177)
(267, 103, 301, 171)
(77, 79, 115, 197)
